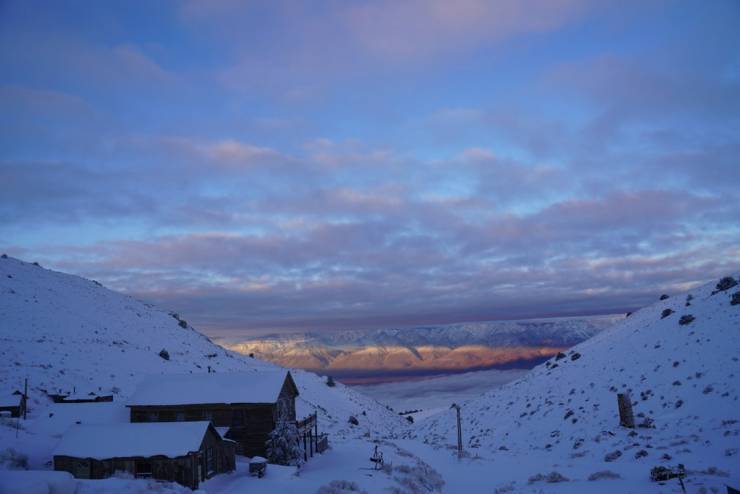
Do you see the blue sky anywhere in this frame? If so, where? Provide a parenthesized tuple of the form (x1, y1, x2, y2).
(1, 0, 739, 335)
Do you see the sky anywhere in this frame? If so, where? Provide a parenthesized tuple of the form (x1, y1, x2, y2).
(1, 0, 739, 336)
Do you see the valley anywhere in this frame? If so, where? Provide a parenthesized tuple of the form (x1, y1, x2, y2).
(1, 257, 738, 493)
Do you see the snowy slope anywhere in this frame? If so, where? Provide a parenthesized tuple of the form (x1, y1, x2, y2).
(417, 274, 740, 491)
(0, 257, 404, 455)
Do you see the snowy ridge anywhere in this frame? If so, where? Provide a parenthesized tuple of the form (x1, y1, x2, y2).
(416, 274, 740, 490)
(223, 315, 622, 373)
(0, 256, 405, 448)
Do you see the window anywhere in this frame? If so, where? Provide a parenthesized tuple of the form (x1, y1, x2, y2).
(74, 459, 91, 479)
(176, 412, 185, 421)
(135, 461, 152, 478)
(147, 412, 158, 422)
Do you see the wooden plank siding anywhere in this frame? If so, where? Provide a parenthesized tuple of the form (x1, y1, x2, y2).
(53, 426, 235, 490)
(129, 379, 298, 457)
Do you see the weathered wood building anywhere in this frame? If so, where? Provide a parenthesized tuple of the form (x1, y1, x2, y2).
(0, 391, 26, 418)
(127, 370, 300, 457)
(53, 421, 235, 490)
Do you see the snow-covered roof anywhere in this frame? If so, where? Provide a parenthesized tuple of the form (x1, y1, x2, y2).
(53, 421, 216, 459)
(33, 402, 128, 435)
(0, 393, 22, 407)
(127, 370, 294, 406)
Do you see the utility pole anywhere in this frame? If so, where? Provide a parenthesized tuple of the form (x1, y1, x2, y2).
(451, 403, 462, 459)
(23, 378, 28, 420)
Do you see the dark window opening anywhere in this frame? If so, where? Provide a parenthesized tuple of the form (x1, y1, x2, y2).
(135, 460, 152, 478)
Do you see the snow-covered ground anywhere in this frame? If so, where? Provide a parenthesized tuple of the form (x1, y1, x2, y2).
(415, 272, 740, 492)
(1, 256, 738, 493)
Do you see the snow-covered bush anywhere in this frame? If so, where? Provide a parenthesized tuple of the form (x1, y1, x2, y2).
(527, 471, 569, 484)
(0, 447, 29, 470)
(316, 480, 369, 494)
(392, 462, 445, 493)
(714, 276, 738, 293)
(679, 314, 695, 325)
(266, 410, 304, 466)
(588, 470, 621, 481)
(604, 450, 622, 462)
(493, 482, 516, 493)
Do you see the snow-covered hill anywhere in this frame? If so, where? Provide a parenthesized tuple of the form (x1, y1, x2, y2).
(416, 274, 740, 492)
(3, 255, 738, 493)
(223, 315, 622, 375)
(0, 256, 404, 451)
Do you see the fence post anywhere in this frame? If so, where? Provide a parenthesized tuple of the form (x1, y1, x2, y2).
(617, 393, 635, 428)
(451, 403, 463, 459)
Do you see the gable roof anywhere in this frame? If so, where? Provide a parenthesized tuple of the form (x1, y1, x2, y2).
(127, 370, 297, 407)
(53, 421, 215, 459)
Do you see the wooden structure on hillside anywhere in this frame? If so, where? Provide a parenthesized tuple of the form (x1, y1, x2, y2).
(127, 370, 308, 457)
(296, 413, 329, 461)
(53, 421, 235, 490)
(50, 393, 113, 404)
(617, 393, 635, 428)
(45, 387, 113, 404)
(0, 391, 26, 418)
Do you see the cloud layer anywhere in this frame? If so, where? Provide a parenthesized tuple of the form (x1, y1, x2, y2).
(1, 0, 739, 334)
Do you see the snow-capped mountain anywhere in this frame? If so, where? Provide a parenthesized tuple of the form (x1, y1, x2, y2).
(0, 256, 404, 448)
(416, 273, 740, 492)
(222, 315, 622, 375)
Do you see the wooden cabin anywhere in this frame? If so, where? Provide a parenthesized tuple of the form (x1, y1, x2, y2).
(53, 421, 235, 490)
(0, 391, 26, 418)
(127, 370, 299, 457)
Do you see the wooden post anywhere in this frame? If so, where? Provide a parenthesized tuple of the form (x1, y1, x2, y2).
(617, 393, 635, 428)
(451, 403, 463, 459)
(23, 378, 28, 420)
(303, 432, 307, 462)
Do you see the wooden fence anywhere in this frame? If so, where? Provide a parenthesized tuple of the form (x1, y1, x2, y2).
(297, 412, 329, 461)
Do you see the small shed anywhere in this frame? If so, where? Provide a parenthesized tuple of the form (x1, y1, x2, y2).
(128, 370, 300, 457)
(53, 421, 235, 490)
(0, 391, 26, 418)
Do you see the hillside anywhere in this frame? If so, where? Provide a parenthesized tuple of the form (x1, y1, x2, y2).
(0, 256, 405, 453)
(223, 315, 622, 377)
(415, 274, 740, 492)
(2, 255, 738, 493)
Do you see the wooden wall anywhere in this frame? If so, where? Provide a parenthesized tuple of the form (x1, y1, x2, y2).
(53, 428, 235, 490)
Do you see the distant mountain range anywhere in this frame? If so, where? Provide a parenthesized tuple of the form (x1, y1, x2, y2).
(221, 315, 624, 380)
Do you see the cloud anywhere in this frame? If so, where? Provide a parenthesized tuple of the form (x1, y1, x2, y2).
(344, 0, 593, 63)
(2, 0, 739, 335)
(10, 181, 736, 333)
